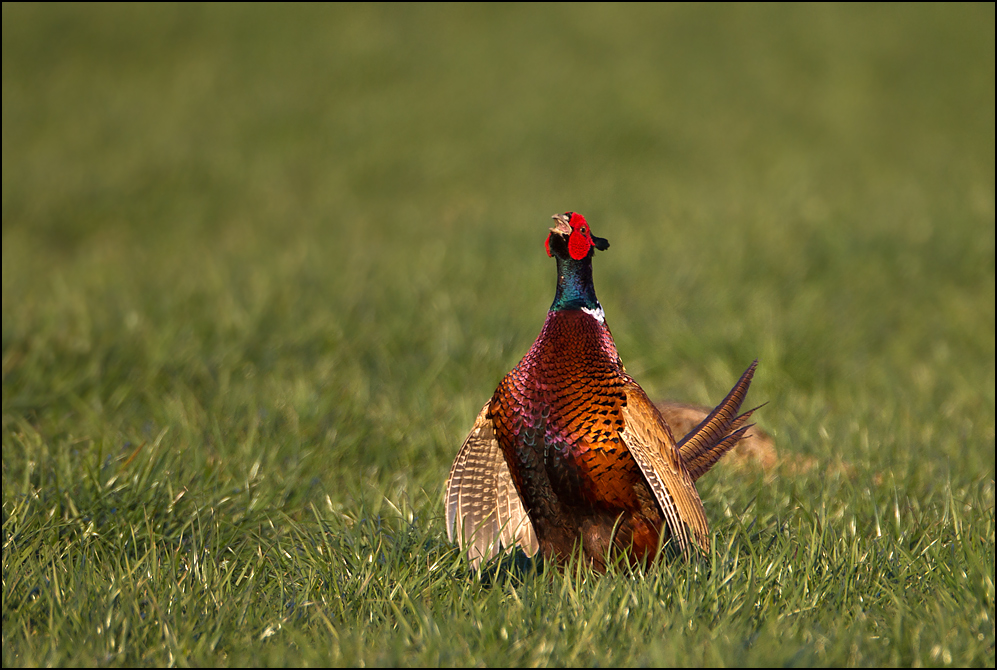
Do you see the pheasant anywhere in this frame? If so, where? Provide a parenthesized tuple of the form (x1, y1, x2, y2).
(445, 212, 759, 571)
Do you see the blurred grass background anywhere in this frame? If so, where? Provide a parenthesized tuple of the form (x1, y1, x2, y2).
(2, 4, 993, 666)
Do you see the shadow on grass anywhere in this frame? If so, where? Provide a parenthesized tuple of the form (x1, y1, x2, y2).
(471, 548, 546, 588)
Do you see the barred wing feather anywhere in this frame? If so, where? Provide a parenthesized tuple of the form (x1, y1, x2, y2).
(445, 402, 538, 567)
(619, 383, 711, 557)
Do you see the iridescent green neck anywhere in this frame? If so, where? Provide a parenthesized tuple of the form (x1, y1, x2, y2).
(551, 255, 601, 312)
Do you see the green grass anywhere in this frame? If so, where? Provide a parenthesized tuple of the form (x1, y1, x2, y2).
(3, 4, 994, 666)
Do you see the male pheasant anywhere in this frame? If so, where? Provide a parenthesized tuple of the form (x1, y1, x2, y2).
(446, 213, 758, 571)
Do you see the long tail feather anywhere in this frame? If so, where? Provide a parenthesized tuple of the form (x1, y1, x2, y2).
(677, 360, 758, 479)
(684, 423, 751, 481)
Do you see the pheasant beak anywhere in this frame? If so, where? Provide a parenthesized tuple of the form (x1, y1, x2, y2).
(550, 213, 573, 236)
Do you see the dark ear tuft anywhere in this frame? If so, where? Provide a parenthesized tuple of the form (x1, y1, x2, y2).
(593, 236, 610, 251)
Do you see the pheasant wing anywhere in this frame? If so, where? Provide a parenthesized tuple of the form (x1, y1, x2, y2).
(445, 401, 538, 567)
(620, 382, 710, 557)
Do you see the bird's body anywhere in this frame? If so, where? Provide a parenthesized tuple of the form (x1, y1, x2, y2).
(446, 213, 757, 570)
(492, 308, 658, 567)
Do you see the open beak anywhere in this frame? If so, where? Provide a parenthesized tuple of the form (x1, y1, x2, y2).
(550, 213, 573, 236)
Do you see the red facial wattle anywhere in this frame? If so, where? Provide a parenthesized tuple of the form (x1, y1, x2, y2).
(547, 212, 600, 259)
(567, 213, 593, 260)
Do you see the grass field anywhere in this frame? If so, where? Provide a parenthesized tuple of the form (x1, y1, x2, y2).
(2, 4, 994, 666)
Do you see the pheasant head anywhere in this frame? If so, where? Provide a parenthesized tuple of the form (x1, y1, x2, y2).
(545, 212, 610, 261)
(544, 212, 611, 315)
